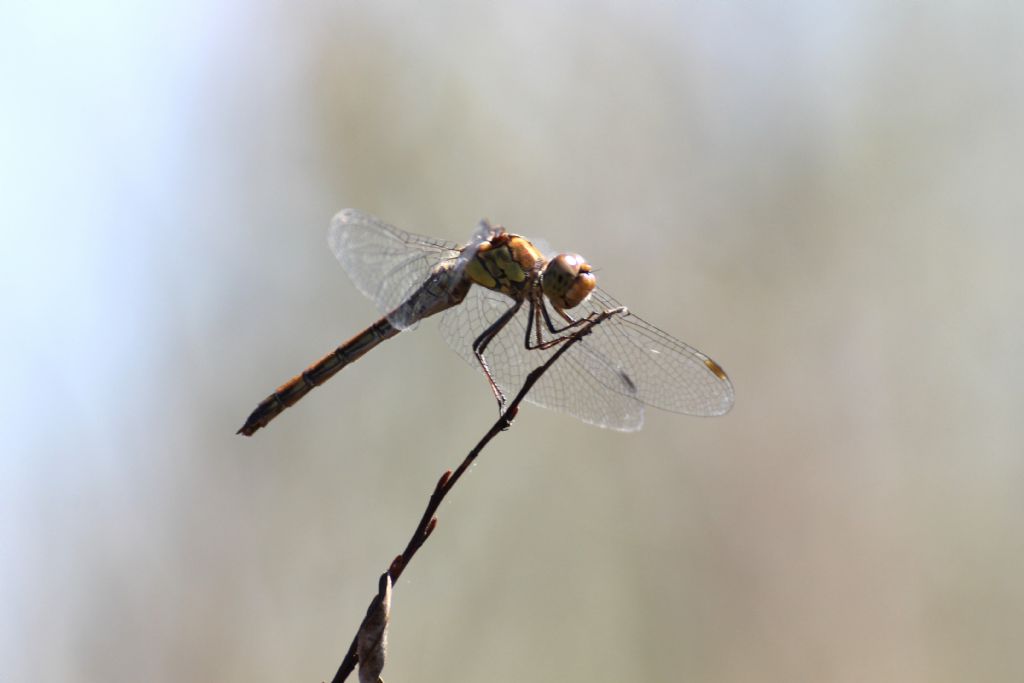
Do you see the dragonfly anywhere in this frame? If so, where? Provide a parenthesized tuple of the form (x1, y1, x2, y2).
(238, 209, 734, 436)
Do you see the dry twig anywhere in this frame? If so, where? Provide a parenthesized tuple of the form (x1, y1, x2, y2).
(328, 307, 626, 683)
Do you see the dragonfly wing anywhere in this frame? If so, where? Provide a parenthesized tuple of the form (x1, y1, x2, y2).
(439, 284, 733, 428)
(573, 288, 735, 417)
(439, 285, 646, 431)
(329, 209, 464, 329)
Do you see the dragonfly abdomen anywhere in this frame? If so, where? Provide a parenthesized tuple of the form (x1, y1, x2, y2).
(237, 317, 400, 436)
(238, 266, 472, 437)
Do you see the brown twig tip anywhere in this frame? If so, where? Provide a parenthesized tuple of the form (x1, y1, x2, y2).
(436, 470, 453, 490)
(356, 573, 392, 683)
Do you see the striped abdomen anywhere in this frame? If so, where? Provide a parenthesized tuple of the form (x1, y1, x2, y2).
(237, 266, 471, 436)
(237, 317, 399, 436)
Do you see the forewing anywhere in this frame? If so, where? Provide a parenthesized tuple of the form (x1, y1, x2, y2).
(574, 288, 735, 416)
(439, 283, 733, 428)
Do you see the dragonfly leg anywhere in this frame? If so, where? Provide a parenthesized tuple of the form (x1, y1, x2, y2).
(471, 298, 523, 411)
(524, 297, 597, 351)
(540, 298, 590, 334)
(525, 296, 553, 349)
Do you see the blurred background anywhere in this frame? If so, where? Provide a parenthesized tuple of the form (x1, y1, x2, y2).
(4, 2, 1023, 681)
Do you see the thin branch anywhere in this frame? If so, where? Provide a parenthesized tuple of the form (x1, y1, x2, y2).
(328, 306, 626, 683)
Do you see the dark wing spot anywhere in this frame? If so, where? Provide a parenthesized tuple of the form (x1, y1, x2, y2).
(619, 370, 637, 395)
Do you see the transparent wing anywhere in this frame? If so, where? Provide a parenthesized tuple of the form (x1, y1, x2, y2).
(439, 286, 644, 430)
(329, 210, 490, 330)
(438, 285, 733, 431)
(579, 288, 735, 416)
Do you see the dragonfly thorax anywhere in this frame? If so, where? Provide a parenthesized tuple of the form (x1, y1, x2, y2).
(542, 252, 596, 310)
(465, 231, 546, 297)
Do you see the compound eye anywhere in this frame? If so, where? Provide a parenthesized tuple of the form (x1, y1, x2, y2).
(543, 253, 596, 309)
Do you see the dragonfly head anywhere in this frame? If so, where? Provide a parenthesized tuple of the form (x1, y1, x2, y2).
(542, 253, 596, 310)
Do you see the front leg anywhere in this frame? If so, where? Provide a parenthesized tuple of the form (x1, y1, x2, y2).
(540, 297, 590, 335)
(526, 297, 595, 351)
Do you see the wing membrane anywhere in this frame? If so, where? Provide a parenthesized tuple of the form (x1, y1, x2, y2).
(438, 284, 733, 430)
(329, 209, 463, 329)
